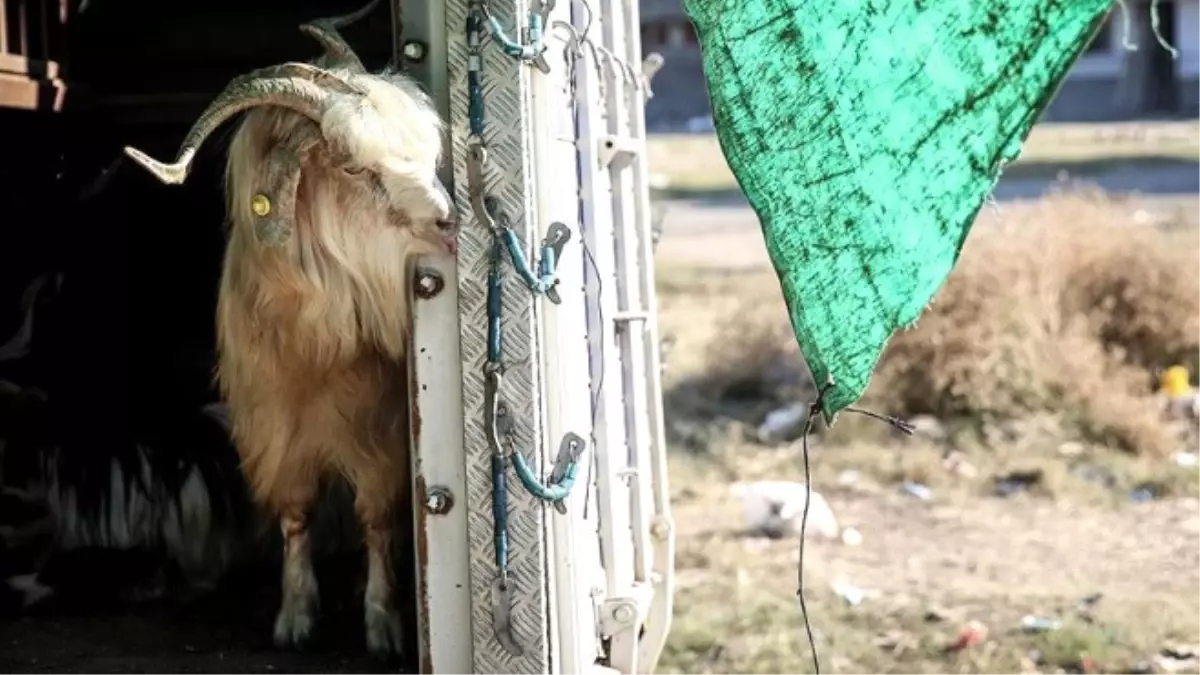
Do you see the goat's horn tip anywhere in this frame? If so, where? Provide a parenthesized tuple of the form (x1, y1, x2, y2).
(123, 146, 188, 185)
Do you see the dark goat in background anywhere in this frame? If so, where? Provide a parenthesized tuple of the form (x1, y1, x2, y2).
(0, 125, 256, 613)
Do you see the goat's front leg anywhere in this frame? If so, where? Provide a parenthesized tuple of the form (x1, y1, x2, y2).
(353, 469, 405, 660)
(274, 508, 320, 648)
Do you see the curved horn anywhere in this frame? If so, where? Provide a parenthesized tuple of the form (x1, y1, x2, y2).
(123, 63, 363, 185)
(299, 0, 383, 73)
(249, 130, 322, 247)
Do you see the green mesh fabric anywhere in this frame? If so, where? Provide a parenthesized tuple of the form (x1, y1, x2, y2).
(681, 0, 1113, 421)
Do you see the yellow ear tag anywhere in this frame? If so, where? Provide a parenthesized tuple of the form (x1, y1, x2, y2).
(251, 194, 272, 217)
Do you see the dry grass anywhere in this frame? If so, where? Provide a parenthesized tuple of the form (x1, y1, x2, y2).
(648, 120, 1200, 194)
(874, 188, 1199, 456)
(654, 186, 1200, 674)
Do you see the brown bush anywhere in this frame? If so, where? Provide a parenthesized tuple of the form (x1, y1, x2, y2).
(872, 188, 1198, 455)
(684, 189, 1198, 456)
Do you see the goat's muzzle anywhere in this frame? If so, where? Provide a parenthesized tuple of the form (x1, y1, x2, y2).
(437, 220, 459, 256)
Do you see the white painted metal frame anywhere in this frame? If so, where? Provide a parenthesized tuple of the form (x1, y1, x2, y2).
(410, 0, 674, 670)
(610, 2, 676, 670)
(409, 257, 473, 674)
(531, 2, 606, 673)
(402, 2, 476, 673)
(571, 6, 639, 675)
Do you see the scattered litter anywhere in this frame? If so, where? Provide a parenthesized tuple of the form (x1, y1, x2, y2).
(1076, 592, 1103, 621)
(1173, 452, 1199, 468)
(906, 415, 946, 441)
(831, 579, 865, 606)
(1071, 463, 1117, 489)
(1058, 441, 1085, 457)
(923, 607, 949, 623)
(730, 481, 840, 539)
(1130, 481, 1166, 503)
(944, 620, 988, 652)
(1020, 615, 1062, 633)
(1157, 365, 1200, 421)
(755, 403, 809, 444)
(840, 526, 863, 547)
(1130, 488, 1155, 503)
(1156, 644, 1200, 672)
(901, 481, 933, 501)
(837, 469, 860, 486)
(994, 469, 1044, 497)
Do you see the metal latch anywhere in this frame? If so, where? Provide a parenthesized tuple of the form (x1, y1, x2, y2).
(599, 135, 640, 171)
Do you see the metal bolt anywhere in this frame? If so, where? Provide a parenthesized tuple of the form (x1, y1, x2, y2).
(403, 40, 428, 63)
(612, 604, 635, 624)
(650, 518, 671, 541)
(416, 268, 445, 299)
(425, 486, 453, 515)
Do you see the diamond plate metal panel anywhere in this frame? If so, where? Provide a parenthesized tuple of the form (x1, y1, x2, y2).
(445, 0, 551, 672)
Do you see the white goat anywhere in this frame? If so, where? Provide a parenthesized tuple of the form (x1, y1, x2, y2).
(121, 0, 457, 658)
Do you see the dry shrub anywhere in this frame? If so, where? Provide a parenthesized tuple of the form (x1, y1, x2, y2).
(873, 188, 1199, 455)
(702, 305, 812, 402)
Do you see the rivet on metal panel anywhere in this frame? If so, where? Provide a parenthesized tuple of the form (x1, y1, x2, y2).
(403, 40, 428, 63)
(415, 267, 445, 299)
(424, 486, 454, 515)
(650, 515, 673, 542)
(611, 603, 636, 624)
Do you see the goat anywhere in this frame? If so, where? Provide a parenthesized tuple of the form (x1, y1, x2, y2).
(121, 0, 457, 658)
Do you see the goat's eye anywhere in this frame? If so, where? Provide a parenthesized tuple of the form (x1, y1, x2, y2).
(343, 165, 366, 175)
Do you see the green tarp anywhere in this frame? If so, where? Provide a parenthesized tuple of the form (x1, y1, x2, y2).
(681, 0, 1114, 421)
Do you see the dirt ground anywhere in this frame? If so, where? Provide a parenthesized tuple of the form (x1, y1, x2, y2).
(662, 448, 1200, 673)
(0, 557, 409, 674)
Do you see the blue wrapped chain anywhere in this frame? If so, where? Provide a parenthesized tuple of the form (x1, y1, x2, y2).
(465, 0, 586, 657)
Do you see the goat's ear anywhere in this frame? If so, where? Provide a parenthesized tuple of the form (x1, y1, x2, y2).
(250, 137, 319, 247)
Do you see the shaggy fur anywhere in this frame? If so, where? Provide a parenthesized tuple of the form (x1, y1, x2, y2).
(0, 382, 252, 613)
(0, 264, 250, 614)
(217, 66, 454, 656)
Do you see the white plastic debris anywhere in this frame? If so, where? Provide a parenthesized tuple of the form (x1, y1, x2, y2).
(1020, 615, 1062, 633)
(730, 480, 840, 540)
(1173, 452, 1199, 468)
(837, 469, 860, 486)
(901, 481, 933, 501)
(831, 578, 865, 606)
(755, 403, 809, 444)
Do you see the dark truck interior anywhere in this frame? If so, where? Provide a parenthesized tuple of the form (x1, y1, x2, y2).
(0, 1, 415, 671)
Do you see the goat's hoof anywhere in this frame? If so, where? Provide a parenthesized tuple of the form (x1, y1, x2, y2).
(365, 604, 405, 661)
(273, 601, 317, 649)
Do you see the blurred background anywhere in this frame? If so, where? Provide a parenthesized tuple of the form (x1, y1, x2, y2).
(643, 2, 1200, 673)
